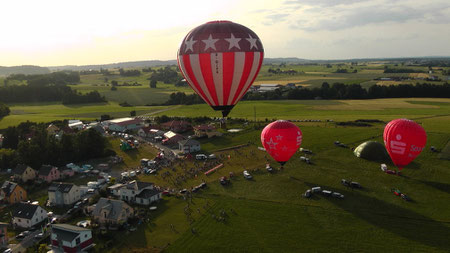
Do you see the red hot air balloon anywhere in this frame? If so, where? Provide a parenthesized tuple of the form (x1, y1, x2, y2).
(177, 21, 264, 117)
(261, 120, 303, 166)
(383, 118, 427, 170)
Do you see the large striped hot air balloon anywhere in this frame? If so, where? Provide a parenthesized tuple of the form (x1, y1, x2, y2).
(177, 21, 264, 117)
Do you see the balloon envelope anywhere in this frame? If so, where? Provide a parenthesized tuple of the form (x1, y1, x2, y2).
(383, 118, 427, 170)
(261, 120, 302, 164)
(177, 21, 264, 117)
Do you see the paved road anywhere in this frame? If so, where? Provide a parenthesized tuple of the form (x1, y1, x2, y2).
(10, 230, 41, 253)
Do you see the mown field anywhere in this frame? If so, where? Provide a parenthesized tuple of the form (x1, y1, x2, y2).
(0, 102, 170, 129)
(75, 98, 450, 253)
(65, 64, 449, 106)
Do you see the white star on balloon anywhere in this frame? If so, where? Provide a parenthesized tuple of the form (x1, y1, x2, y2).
(246, 34, 258, 50)
(225, 33, 241, 50)
(275, 134, 283, 141)
(184, 37, 197, 53)
(266, 138, 278, 150)
(202, 34, 219, 51)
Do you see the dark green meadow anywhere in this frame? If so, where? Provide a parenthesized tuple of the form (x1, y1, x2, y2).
(162, 122, 450, 252)
(96, 98, 450, 253)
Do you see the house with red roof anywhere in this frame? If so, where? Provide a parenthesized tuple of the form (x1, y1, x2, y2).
(160, 120, 191, 133)
(108, 118, 143, 132)
(193, 124, 222, 138)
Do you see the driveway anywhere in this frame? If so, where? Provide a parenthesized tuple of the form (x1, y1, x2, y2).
(10, 230, 41, 253)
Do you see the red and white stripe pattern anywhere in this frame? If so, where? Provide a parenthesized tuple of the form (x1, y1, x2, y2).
(177, 21, 264, 109)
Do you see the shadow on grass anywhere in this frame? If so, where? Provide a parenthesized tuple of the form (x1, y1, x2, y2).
(419, 180, 450, 194)
(305, 182, 450, 251)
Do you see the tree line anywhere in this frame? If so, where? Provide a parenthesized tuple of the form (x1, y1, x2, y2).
(161, 82, 450, 105)
(0, 103, 9, 119)
(243, 82, 450, 100)
(0, 121, 113, 170)
(1, 72, 105, 104)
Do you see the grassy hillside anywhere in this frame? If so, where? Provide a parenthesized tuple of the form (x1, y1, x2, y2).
(84, 98, 450, 253)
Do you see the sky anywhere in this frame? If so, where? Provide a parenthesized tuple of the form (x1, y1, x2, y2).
(1, 0, 449, 66)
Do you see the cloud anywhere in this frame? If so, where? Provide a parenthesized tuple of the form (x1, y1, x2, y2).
(283, 0, 371, 7)
(263, 13, 290, 25)
(285, 0, 450, 31)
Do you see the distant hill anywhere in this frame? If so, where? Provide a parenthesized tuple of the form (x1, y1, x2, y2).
(48, 60, 178, 71)
(0, 65, 50, 76)
(3, 56, 450, 75)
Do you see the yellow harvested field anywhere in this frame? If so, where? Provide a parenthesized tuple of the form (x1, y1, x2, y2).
(312, 98, 450, 110)
(253, 80, 308, 85)
(360, 69, 384, 74)
(304, 72, 330, 74)
(376, 81, 404, 86)
(409, 73, 429, 78)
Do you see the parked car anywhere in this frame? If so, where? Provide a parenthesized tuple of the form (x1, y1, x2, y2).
(266, 164, 273, 173)
(179, 189, 188, 194)
(220, 176, 229, 185)
(3, 248, 12, 253)
(311, 187, 322, 193)
(34, 232, 44, 240)
(303, 189, 312, 198)
(321, 190, 332, 196)
(196, 154, 208, 160)
(199, 182, 207, 189)
(350, 181, 362, 188)
(243, 170, 252, 179)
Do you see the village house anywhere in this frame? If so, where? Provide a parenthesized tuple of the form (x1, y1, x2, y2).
(46, 124, 60, 135)
(160, 120, 191, 133)
(162, 131, 185, 145)
(137, 126, 152, 137)
(38, 165, 61, 183)
(12, 164, 37, 183)
(68, 120, 84, 130)
(59, 166, 76, 178)
(0, 222, 8, 248)
(135, 188, 162, 206)
(108, 180, 161, 205)
(12, 202, 47, 228)
(0, 134, 4, 148)
(257, 84, 281, 92)
(51, 224, 93, 253)
(48, 182, 81, 206)
(92, 198, 134, 225)
(178, 139, 201, 154)
(0, 181, 27, 204)
(107, 118, 143, 132)
(193, 124, 222, 138)
(87, 123, 106, 136)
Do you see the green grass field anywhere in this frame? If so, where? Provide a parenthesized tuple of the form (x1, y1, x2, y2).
(0, 102, 168, 129)
(82, 98, 450, 253)
(57, 64, 448, 106)
(1, 97, 450, 252)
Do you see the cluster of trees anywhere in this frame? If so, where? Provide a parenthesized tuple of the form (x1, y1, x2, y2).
(0, 121, 113, 169)
(6, 71, 80, 86)
(153, 115, 212, 125)
(383, 67, 425, 73)
(268, 68, 299, 75)
(334, 69, 357, 73)
(0, 72, 105, 104)
(0, 103, 9, 119)
(150, 66, 182, 84)
(164, 92, 204, 105)
(119, 68, 141, 77)
(62, 90, 105, 104)
(242, 82, 450, 100)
